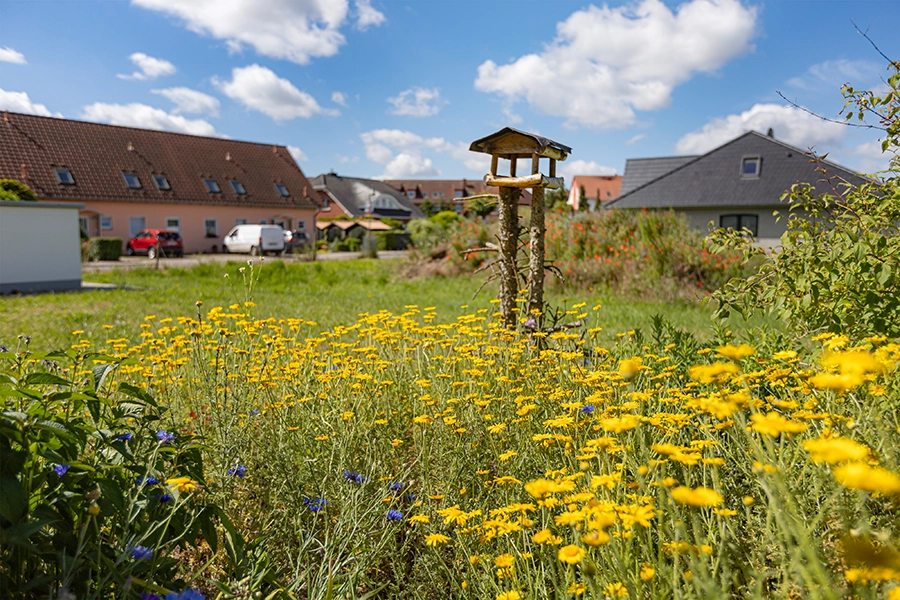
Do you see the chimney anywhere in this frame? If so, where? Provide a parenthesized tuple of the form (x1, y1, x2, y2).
(272, 145, 278, 154)
(767, 128, 774, 138)
(20, 163, 27, 179)
(2, 111, 9, 123)
(127, 141, 134, 152)
(225, 151, 232, 161)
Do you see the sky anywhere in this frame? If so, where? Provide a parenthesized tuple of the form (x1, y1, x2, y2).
(1, 0, 898, 182)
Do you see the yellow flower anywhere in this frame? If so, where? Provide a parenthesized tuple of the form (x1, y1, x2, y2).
(670, 485, 723, 507)
(832, 463, 900, 495)
(424, 533, 450, 546)
(566, 582, 587, 595)
(496, 592, 521, 600)
(821, 350, 886, 376)
(557, 544, 585, 565)
(87, 505, 100, 515)
(494, 553, 514, 568)
(716, 344, 755, 361)
(640, 564, 655, 581)
(166, 476, 198, 493)
(809, 372, 864, 392)
(802, 436, 870, 464)
(618, 357, 643, 381)
(581, 530, 610, 546)
(750, 412, 808, 437)
(532, 528, 554, 544)
(606, 582, 628, 597)
(600, 416, 640, 433)
(408, 515, 430, 524)
(688, 362, 740, 384)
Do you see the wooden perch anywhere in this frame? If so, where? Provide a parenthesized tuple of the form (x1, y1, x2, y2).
(484, 173, 564, 189)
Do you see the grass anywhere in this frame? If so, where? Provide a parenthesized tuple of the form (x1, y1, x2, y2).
(0, 257, 715, 350)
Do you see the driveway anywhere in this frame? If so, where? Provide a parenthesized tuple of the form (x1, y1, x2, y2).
(82, 251, 408, 272)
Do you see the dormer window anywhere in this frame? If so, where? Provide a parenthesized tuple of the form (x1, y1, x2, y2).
(407, 191, 415, 198)
(152, 175, 171, 190)
(230, 180, 247, 195)
(274, 183, 290, 197)
(204, 178, 221, 193)
(122, 172, 142, 189)
(741, 156, 761, 178)
(54, 168, 74, 185)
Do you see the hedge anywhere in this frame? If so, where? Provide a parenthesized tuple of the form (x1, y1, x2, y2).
(82, 238, 122, 262)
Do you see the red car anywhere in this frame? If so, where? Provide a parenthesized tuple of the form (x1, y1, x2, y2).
(125, 229, 184, 259)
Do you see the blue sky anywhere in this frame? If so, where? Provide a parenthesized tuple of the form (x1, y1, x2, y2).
(1, 0, 898, 181)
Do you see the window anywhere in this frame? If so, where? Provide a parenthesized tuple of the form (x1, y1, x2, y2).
(433, 192, 443, 198)
(100, 216, 113, 231)
(230, 180, 246, 195)
(322, 197, 330, 208)
(453, 191, 463, 199)
(274, 183, 290, 197)
(454, 203, 463, 214)
(54, 168, 74, 185)
(79, 216, 90, 236)
(204, 178, 221, 193)
(152, 175, 171, 190)
(297, 220, 306, 231)
(129, 216, 146, 237)
(122, 172, 142, 189)
(407, 191, 415, 198)
(720, 214, 759, 237)
(235, 218, 248, 226)
(204, 218, 218, 238)
(165, 218, 181, 234)
(741, 157, 761, 178)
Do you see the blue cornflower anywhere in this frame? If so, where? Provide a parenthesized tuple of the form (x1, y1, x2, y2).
(389, 481, 402, 492)
(136, 476, 160, 486)
(250, 409, 260, 416)
(140, 593, 161, 600)
(156, 492, 173, 503)
(164, 590, 205, 600)
(343, 470, 367, 484)
(386, 509, 403, 521)
(0, 345, 8, 353)
(227, 464, 247, 478)
(130, 545, 153, 560)
(403, 493, 416, 502)
(524, 318, 536, 327)
(581, 405, 595, 414)
(155, 430, 176, 443)
(303, 496, 328, 512)
(114, 432, 133, 442)
(54, 464, 71, 477)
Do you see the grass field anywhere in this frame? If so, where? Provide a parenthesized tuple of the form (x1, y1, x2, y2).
(0, 258, 716, 350)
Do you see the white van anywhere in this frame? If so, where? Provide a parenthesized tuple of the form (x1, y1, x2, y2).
(223, 224, 286, 255)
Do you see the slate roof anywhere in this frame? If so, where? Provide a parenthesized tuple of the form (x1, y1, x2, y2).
(607, 131, 867, 210)
(0, 111, 318, 209)
(619, 156, 697, 195)
(309, 172, 425, 220)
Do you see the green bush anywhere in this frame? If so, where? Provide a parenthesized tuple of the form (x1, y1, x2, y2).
(83, 238, 122, 262)
(374, 231, 410, 251)
(430, 210, 462, 228)
(0, 179, 37, 202)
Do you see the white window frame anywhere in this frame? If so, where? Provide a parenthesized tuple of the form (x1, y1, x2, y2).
(297, 220, 306, 231)
(79, 216, 90, 236)
(204, 218, 218, 238)
(741, 156, 761, 179)
(122, 172, 142, 189)
(235, 218, 248, 226)
(100, 216, 113, 231)
(152, 174, 171, 191)
(129, 216, 146, 237)
(165, 217, 182, 234)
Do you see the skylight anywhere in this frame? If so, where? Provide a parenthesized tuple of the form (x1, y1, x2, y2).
(741, 157, 761, 178)
(54, 168, 74, 185)
(230, 180, 247, 195)
(204, 178, 221, 193)
(274, 183, 290, 197)
(122, 172, 142, 189)
(152, 175, 171, 190)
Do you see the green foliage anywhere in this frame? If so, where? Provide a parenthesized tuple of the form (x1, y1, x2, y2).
(407, 218, 445, 252)
(710, 60, 900, 339)
(464, 195, 497, 218)
(430, 210, 463, 228)
(419, 199, 436, 217)
(82, 238, 122, 262)
(0, 180, 37, 202)
(380, 218, 404, 230)
(374, 230, 410, 251)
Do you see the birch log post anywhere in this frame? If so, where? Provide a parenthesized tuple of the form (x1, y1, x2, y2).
(498, 186, 520, 329)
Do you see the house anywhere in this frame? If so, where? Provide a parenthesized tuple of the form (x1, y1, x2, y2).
(566, 175, 622, 211)
(316, 219, 392, 242)
(310, 172, 425, 222)
(605, 130, 868, 246)
(0, 111, 319, 254)
(385, 179, 533, 214)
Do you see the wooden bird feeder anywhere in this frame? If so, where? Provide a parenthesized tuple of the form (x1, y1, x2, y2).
(468, 127, 571, 329)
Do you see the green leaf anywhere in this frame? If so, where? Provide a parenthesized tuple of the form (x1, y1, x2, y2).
(118, 382, 158, 407)
(21, 373, 71, 387)
(878, 264, 892, 286)
(0, 476, 27, 522)
(91, 363, 118, 393)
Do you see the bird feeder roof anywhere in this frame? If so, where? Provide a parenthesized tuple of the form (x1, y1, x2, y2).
(469, 127, 571, 161)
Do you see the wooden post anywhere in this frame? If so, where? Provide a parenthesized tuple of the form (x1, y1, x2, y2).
(527, 185, 545, 319)
(498, 186, 520, 329)
(490, 155, 498, 177)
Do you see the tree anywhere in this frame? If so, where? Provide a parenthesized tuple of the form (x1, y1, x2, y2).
(0, 179, 37, 202)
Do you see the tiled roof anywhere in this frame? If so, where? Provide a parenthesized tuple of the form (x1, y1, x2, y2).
(0, 111, 318, 209)
(309, 172, 425, 220)
(608, 131, 868, 210)
(619, 156, 698, 195)
(569, 175, 622, 203)
(384, 179, 533, 205)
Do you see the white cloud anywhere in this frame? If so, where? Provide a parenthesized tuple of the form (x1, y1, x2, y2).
(674, 103, 848, 155)
(558, 159, 618, 181)
(332, 91, 348, 106)
(287, 145, 308, 163)
(0, 89, 62, 117)
(843, 139, 894, 174)
(785, 59, 882, 92)
(214, 64, 337, 121)
(117, 52, 176, 80)
(131, 0, 352, 65)
(338, 155, 359, 164)
(81, 102, 219, 136)
(152, 87, 220, 115)
(361, 128, 491, 178)
(0, 47, 27, 64)
(355, 0, 386, 31)
(475, 0, 756, 129)
(387, 87, 444, 117)
(625, 133, 646, 145)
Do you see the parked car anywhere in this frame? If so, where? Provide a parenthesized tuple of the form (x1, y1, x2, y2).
(125, 229, 183, 259)
(223, 224, 285, 255)
(282, 229, 309, 254)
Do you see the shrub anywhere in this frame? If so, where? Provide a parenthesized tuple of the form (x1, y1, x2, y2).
(0, 179, 37, 202)
(430, 210, 462, 228)
(83, 238, 122, 262)
(375, 231, 410, 250)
